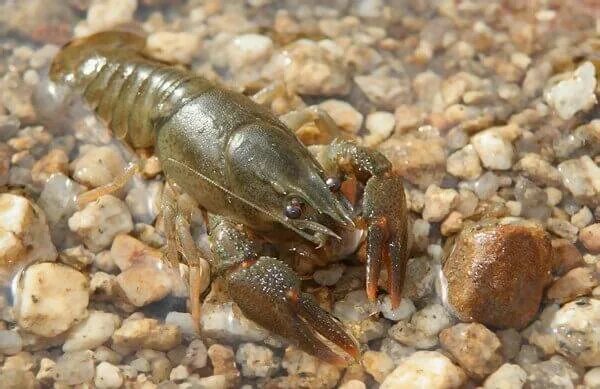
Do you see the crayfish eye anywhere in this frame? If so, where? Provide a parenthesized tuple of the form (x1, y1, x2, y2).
(285, 198, 303, 219)
(326, 177, 341, 192)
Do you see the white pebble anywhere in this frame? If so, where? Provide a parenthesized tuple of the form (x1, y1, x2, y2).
(334, 290, 380, 322)
(483, 363, 526, 389)
(545, 61, 597, 120)
(15, 262, 89, 338)
(235, 343, 280, 378)
(227, 34, 274, 70)
(70, 145, 125, 188)
(63, 310, 121, 352)
(165, 311, 198, 340)
(116, 264, 172, 307)
(319, 99, 364, 133)
(147, 31, 201, 64)
(471, 128, 514, 170)
(379, 295, 416, 321)
(55, 350, 95, 385)
(95, 362, 123, 389)
(380, 351, 466, 389)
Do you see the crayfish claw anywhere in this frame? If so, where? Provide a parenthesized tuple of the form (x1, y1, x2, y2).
(363, 174, 410, 309)
(226, 257, 358, 366)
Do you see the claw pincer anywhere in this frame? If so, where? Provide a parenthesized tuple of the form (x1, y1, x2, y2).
(49, 30, 409, 364)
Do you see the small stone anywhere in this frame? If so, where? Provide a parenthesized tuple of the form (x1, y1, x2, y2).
(580, 223, 600, 254)
(125, 180, 162, 224)
(94, 346, 122, 365)
(439, 323, 504, 379)
(68, 195, 133, 252)
(422, 185, 458, 222)
(340, 380, 367, 389)
(70, 145, 126, 188)
(584, 367, 600, 388)
(235, 343, 280, 378)
(0, 330, 22, 355)
(15, 262, 89, 337)
(110, 233, 163, 271)
(112, 318, 181, 352)
(55, 350, 95, 385)
(545, 187, 563, 206)
(364, 111, 395, 145)
(333, 290, 379, 322)
(169, 364, 189, 381)
(208, 344, 240, 387)
(558, 156, 600, 206)
(388, 304, 452, 349)
(150, 355, 171, 383)
(552, 239, 585, 275)
(227, 34, 273, 71)
(442, 219, 552, 329)
(95, 362, 123, 389)
(194, 375, 227, 389)
(546, 218, 579, 242)
(318, 99, 363, 134)
(0, 369, 36, 389)
(524, 355, 580, 388)
(544, 61, 597, 120)
(546, 267, 598, 303)
(571, 206, 593, 229)
(165, 311, 198, 340)
(116, 264, 172, 307)
(146, 31, 200, 65)
(380, 351, 467, 389)
(514, 153, 562, 187)
(379, 133, 446, 189)
(281, 346, 341, 388)
(550, 298, 600, 366)
(496, 328, 522, 361)
(30, 148, 69, 185)
(77, 0, 137, 35)
(63, 310, 120, 352)
(471, 127, 515, 170)
(313, 263, 345, 286)
(355, 73, 412, 110)
(483, 363, 527, 389)
(394, 105, 424, 133)
(446, 145, 482, 180)
(378, 294, 416, 321)
(362, 350, 394, 383)
(441, 211, 464, 236)
(181, 339, 208, 369)
(36, 358, 57, 385)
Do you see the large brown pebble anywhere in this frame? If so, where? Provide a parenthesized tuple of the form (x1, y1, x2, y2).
(442, 220, 552, 329)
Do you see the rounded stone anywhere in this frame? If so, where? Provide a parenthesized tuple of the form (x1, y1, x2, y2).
(442, 219, 552, 329)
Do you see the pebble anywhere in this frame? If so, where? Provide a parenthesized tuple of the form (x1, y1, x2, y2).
(439, 323, 504, 379)
(55, 350, 95, 385)
(422, 185, 458, 222)
(524, 355, 580, 388)
(269, 39, 350, 96)
(483, 363, 527, 389)
(442, 219, 552, 329)
(552, 239, 585, 275)
(471, 127, 514, 170)
(112, 318, 182, 352)
(30, 148, 69, 185)
(544, 61, 597, 120)
(146, 31, 201, 64)
(116, 264, 172, 307)
(340, 380, 367, 389)
(441, 211, 464, 236)
(558, 156, 600, 206)
(63, 310, 121, 352)
(584, 367, 600, 388)
(0, 193, 57, 268)
(496, 328, 522, 361)
(571, 206, 593, 229)
(193, 375, 227, 389)
(388, 303, 452, 349)
(364, 111, 395, 145)
(169, 364, 189, 381)
(207, 344, 240, 387)
(333, 290, 379, 322)
(355, 72, 412, 110)
(361, 350, 394, 383)
(0, 330, 22, 355)
(380, 351, 467, 389)
(235, 343, 280, 378)
(318, 99, 363, 134)
(125, 180, 162, 224)
(550, 298, 600, 366)
(313, 263, 345, 286)
(68, 195, 133, 252)
(0, 369, 36, 389)
(446, 144, 482, 180)
(15, 262, 89, 337)
(165, 312, 198, 340)
(580, 223, 600, 254)
(378, 294, 416, 321)
(36, 358, 57, 386)
(514, 153, 562, 187)
(546, 218, 579, 242)
(227, 33, 274, 71)
(546, 266, 598, 303)
(181, 339, 207, 369)
(95, 362, 123, 389)
(77, 0, 137, 35)
(379, 133, 446, 189)
(281, 347, 341, 388)
(70, 145, 126, 188)
(110, 233, 162, 271)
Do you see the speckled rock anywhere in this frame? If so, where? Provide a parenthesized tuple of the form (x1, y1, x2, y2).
(207, 344, 240, 387)
(70, 145, 126, 188)
(442, 219, 552, 329)
(112, 317, 181, 352)
(280, 347, 341, 389)
(235, 343, 280, 378)
(523, 355, 580, 389)
(15, 262, 89, 337)
(68, 195, 133, 252)
(380, 351, 467, 389)
(439, 323, 504, 379)
(550, 298, 600, 367)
